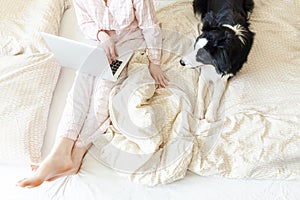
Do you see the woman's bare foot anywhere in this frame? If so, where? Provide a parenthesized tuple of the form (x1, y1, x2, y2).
(17, 138, 75, 188)
(46, 146, 88, 181)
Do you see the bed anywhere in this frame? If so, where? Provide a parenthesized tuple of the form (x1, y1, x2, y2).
(1, 0, 300, 199)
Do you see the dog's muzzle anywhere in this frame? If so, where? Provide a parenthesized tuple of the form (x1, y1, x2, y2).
(179, 50, 199, 68)
(180, 48, 212, 68)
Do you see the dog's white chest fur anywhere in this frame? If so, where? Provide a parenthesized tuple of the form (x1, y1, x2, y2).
(199, 65, 221, 82)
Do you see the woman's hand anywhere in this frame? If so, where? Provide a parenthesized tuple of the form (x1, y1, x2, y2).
(97, 31, 118, 64)
(148, 63, 170, 88)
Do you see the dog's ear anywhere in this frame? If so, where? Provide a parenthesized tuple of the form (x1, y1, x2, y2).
(204, 29, 233, 49)
(211, 30, 233, 48)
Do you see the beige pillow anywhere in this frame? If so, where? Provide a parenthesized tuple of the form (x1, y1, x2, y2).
(0, 0, 70, 164)
(0, 0, 70, 56)
(0, 54, 61, 164)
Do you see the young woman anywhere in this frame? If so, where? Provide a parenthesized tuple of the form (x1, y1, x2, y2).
(17, 0, 169, 188)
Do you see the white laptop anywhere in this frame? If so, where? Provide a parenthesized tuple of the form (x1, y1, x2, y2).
(41, 32, 133, 81)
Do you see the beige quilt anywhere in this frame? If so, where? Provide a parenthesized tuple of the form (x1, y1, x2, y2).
(90, 0, 300, 185)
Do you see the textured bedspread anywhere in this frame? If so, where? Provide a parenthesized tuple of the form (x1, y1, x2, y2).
(0, 0, 68, 164)
(90, 0, 300, 186)
(0, 54, 60, 163)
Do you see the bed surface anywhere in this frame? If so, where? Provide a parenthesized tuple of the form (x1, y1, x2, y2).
(2, 153, 300, 200)
(1, 0, 300, 199)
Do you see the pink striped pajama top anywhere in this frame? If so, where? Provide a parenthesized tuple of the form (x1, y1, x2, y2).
(73, 0, 162, 64)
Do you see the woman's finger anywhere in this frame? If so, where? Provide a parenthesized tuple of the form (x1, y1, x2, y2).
(163, 73, 170, 82)
(157, 73, 168, 88)
(102, 45, 111, 64)
(157, 76, 166, 88)
(161, 77, 169, 87)
(114, 45, 119, 58)
(110, 45, 117, 62)
(154, 77, 161, 87)
(106, 50, 112, 64)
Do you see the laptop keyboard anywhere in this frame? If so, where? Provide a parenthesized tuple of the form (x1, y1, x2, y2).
(110, 60, 123, 75)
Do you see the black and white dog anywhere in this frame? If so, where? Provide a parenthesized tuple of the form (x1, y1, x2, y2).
(180, 0, 255, 121)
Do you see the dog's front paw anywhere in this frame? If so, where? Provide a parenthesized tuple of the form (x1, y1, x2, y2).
(205, 111, 216, 122)
(205, 105, 217, 122)
(194, 108, 205, 120)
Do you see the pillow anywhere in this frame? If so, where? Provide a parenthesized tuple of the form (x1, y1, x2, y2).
(0, 0, 70, 56)
(0, 0, 69, 164)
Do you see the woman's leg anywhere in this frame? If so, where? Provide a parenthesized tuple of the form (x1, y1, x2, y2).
(74, 78, 116, 147)
(47, 70, 127, 180)
(17, 69, 127, 187)
(48, 77, 118, 180)
(74, 67, 128, 148)
(17, 73, 95, 188)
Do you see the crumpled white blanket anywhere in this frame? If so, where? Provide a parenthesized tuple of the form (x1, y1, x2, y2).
(90, 50, 197, 185)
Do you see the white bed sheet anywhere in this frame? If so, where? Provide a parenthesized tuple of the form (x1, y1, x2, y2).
(2, 1, 300, 199)
(2, 153, 300, 200)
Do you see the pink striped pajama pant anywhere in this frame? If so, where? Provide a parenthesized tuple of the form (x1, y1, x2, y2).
(56, 70, 126, 148)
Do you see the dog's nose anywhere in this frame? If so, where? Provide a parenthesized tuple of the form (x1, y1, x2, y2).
(179, 59, 186, 66)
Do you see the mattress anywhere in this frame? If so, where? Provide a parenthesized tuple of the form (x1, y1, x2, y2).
(1, 0, 300, 199)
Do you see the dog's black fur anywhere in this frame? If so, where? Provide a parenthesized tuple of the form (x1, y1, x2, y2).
(192, 0, 255, 75)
